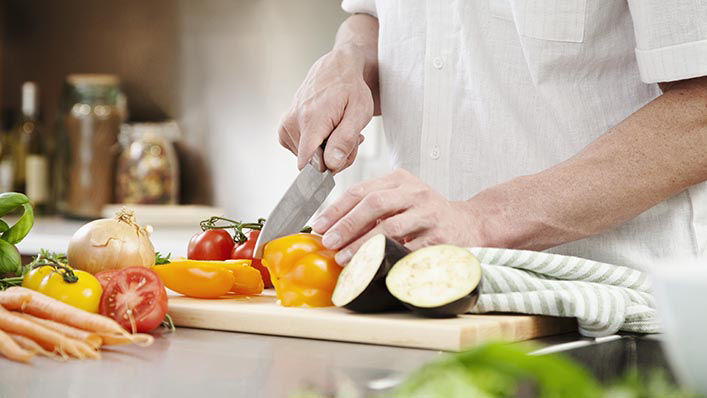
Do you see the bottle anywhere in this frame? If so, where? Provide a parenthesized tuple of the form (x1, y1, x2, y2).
(12, 82, 50, 213)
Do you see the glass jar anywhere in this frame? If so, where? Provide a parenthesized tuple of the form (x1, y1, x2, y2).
(54, 74, 122, 219)
(116, 121, 180, 205)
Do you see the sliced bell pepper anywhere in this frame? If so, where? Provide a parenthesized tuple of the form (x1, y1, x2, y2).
(153, 259, 262, 299)
(262, 233, 342, 307)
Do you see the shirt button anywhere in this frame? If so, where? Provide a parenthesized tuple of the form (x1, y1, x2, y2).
(432, 57, 444, 70)
(431, 145, 440, 159)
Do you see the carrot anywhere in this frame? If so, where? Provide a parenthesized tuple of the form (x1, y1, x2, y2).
(8, 333, 57, 359)
(3, 287, 150, 345)
(14, 312, 102, 350)
(0, 328, 34, 363)
(0, 305, 91, 359)
(0, 289, 32, 310)
(100, 333, 154, 347)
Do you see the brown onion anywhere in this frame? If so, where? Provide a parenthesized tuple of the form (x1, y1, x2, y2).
(68, 208, 155, 275)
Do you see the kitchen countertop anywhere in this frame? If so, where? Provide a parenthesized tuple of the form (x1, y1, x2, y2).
(0, 326, 442, 398)
(0, 325, 595, 398)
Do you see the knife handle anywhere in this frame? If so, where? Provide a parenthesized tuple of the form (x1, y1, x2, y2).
(309, 138, 328, 173)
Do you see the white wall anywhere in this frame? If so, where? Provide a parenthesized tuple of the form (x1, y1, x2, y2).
(176, 0, 389, 220)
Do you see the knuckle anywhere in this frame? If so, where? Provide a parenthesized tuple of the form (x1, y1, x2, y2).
(346, 184, 365, 200)
(299, 109, 316, 127)
(364, 192, 387, 212)
(336, 216, 356, 235)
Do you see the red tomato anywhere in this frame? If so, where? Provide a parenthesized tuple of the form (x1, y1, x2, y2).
(232, 230, 273, 288)
(99, 267, 168, 333)
(188, 229, 235, 261)
(95, 270, 119, 290)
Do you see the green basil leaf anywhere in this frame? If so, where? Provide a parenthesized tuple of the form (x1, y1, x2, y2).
(0, 239, 21, 275)
(0, 192, 29, 218)
(1, 203, 34, 244)
(0, 220, 9, 233)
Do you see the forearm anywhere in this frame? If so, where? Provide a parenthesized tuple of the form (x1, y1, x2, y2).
(334, 14, 381, 115)
(471, 77, 707, 250)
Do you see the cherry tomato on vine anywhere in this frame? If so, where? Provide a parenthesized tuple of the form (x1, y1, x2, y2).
(231, 230, 273, 288)
(188, 229, 235, 261)
(99, 267, 168, 333)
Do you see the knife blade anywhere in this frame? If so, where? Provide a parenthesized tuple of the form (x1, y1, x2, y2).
(254, 146, 335, 258)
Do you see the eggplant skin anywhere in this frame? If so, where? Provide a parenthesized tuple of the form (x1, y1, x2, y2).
(337, 235, 410, 313)
(402, 280, 483, 318)
(342, 279, 405, 313)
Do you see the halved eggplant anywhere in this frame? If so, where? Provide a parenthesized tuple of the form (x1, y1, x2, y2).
(332, 234, 410, 312)
(385, 245, 482, 318)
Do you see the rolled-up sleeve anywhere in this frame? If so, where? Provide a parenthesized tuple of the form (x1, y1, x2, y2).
(341, 0, 377, 17)
(628, 0, 707, 83)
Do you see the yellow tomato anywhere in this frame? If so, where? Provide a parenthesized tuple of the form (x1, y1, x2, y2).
(21, 266, 55, 291)
(36, 269, 103, 313)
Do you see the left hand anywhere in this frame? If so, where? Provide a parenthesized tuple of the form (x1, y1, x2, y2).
(312, 169, 481, 265)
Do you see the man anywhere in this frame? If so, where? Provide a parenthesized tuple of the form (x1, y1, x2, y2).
(278, 1, 707, 269)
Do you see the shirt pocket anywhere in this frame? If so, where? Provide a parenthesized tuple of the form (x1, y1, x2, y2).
(490, 0, 586, 43)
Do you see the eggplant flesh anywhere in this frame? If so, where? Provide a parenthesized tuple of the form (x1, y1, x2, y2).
(332, 234, 410, 313)
(385, 245, 482, 318)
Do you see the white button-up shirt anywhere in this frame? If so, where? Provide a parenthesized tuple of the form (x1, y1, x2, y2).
(341, 0, 707, 269)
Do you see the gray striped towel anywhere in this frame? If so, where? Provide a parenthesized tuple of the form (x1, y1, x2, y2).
(468, 247, 658, 337)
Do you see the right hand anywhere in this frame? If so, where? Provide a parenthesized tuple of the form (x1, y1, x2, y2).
(278, 46, 374, 173)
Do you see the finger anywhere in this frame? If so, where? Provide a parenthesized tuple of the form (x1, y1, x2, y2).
(325, 102, 372, 172)
(333, 135, 365, 175)
(333, 210, 432, 265)
(296, 111, 337, 170)
(278, 124, 297, 155)
(312, 172, 403, 234)
(279, 114, 301, 154)
(321, 188, 412, 250)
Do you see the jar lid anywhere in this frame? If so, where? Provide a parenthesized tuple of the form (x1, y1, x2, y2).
(66, 74, 120, 87)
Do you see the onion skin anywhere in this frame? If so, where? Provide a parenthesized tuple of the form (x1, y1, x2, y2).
(67, 212, 156, 275)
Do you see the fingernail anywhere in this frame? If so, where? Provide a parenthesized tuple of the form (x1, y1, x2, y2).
(335, 249, 352, 265)
(312, 216, 328, 232)
(331, 149, 346, 167)
(322, 231, 341, 249)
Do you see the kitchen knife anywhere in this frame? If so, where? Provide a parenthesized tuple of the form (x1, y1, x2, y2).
(254, 143, 334, 258)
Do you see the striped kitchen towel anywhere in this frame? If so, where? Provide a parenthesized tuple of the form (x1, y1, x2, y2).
(468, 247, 658, 337)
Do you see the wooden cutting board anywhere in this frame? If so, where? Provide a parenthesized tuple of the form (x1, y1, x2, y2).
(168, 292, 576, 351)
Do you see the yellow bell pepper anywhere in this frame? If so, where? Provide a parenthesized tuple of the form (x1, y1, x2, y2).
(262, 233, 342, 307)
(153, 259, 262, 299)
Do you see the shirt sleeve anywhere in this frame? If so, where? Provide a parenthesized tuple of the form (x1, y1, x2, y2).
(341, 0, 377, 17)
(627, 0, 707, 83)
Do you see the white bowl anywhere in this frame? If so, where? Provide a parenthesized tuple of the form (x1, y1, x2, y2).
(651, 262, 707, 394)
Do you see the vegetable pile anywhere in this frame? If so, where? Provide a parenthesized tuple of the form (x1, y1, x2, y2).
(188, 216, 273, 287)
